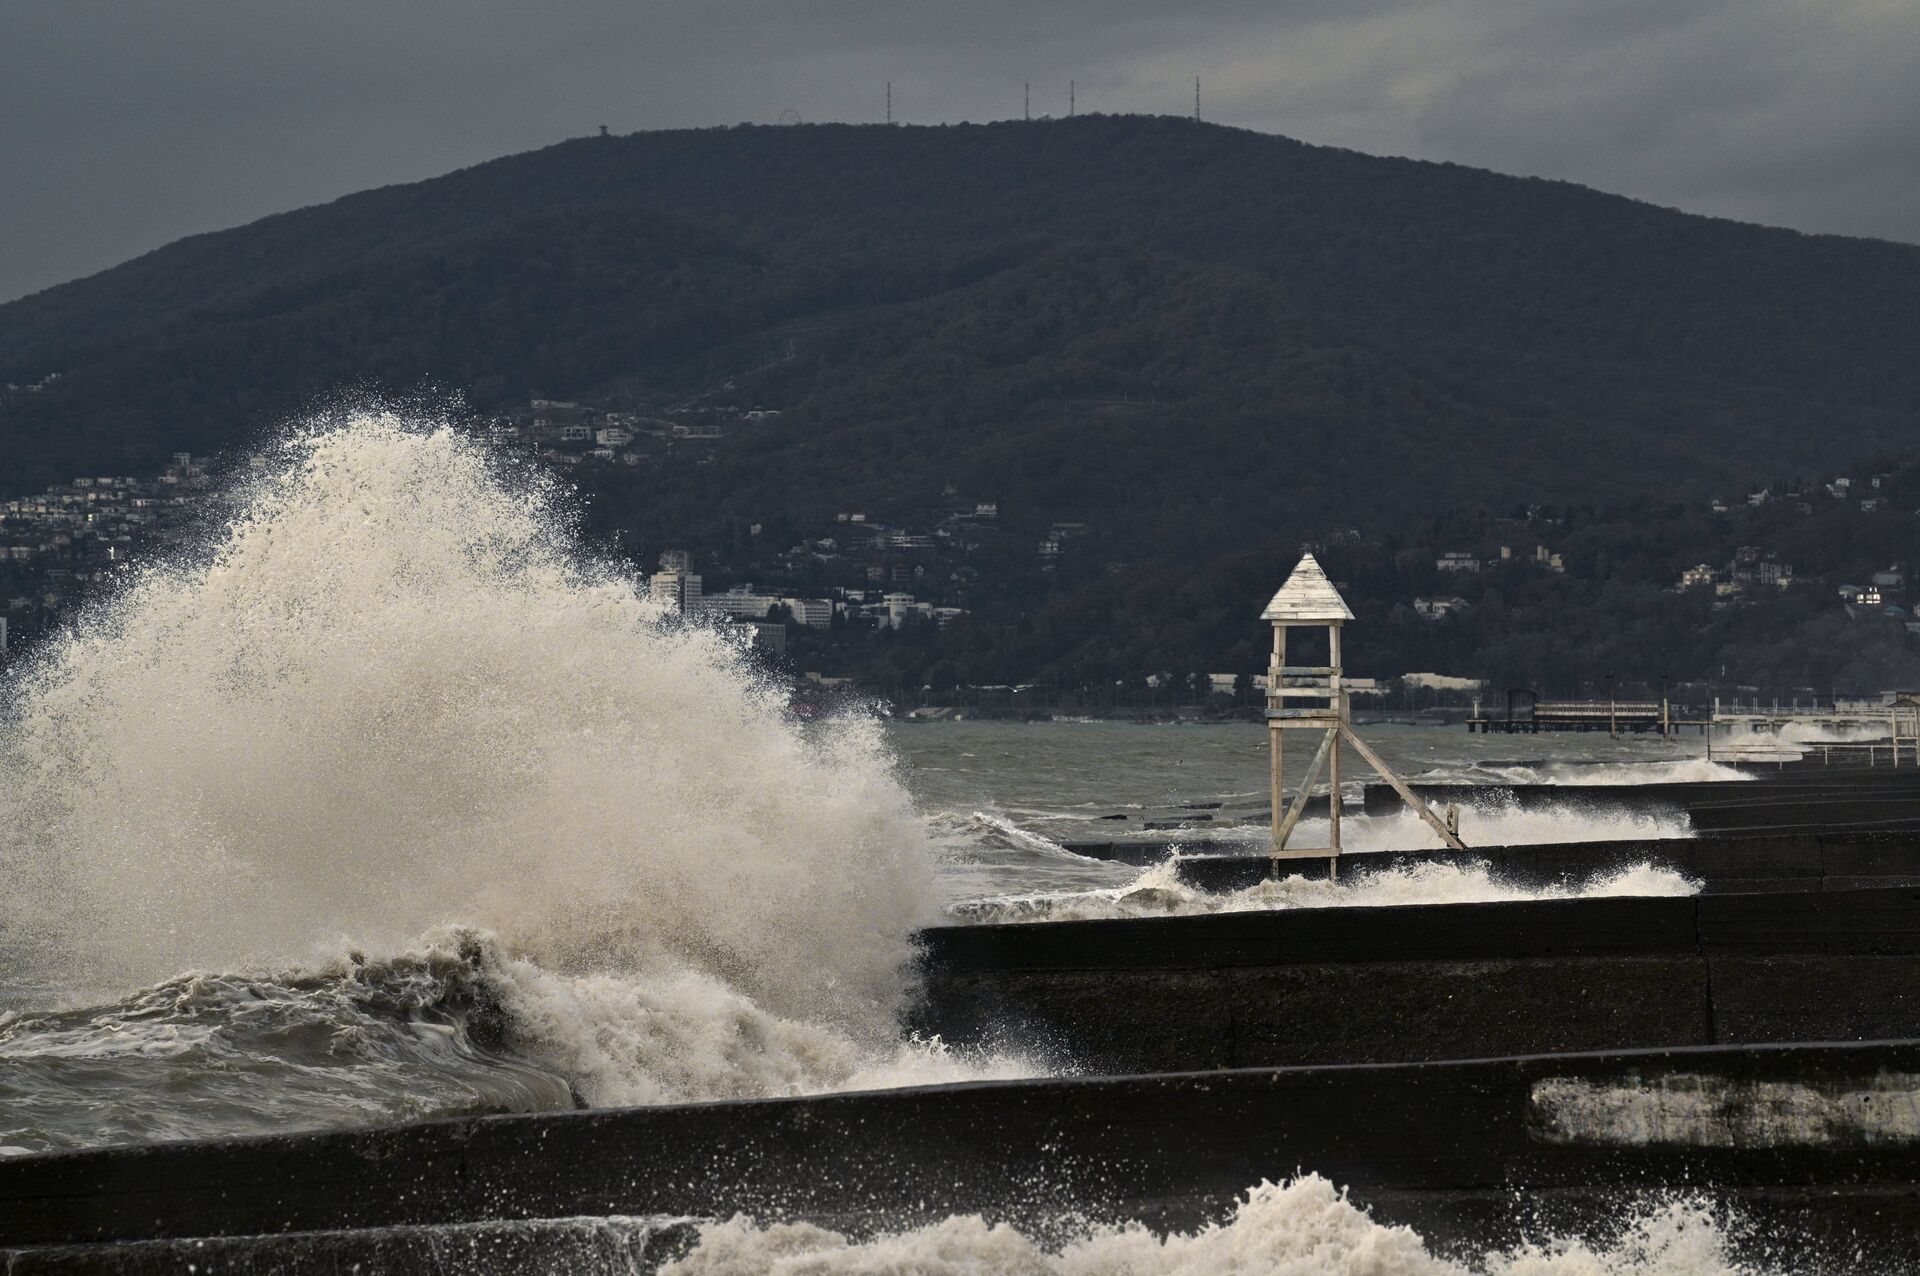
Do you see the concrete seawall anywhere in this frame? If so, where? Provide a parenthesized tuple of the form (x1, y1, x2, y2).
(1363, 774, 1920, 836)
(7, 1041, 1920, 1270)
(915, 887, 1920, 1072)
(1065, 774, 1920, 859)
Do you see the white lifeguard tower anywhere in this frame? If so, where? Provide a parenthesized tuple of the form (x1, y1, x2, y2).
(1263, 554, 1467, 873)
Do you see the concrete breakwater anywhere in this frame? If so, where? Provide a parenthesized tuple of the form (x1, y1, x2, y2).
(1070, 768, 1920, 848)
(7, 1041, 1920, 1270)
(916, 886, 1920, 1073)
(1368, 773, 1920, 836)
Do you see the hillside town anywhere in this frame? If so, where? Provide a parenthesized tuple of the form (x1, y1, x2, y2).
(8, 407, 1920, 712)
(0, 452, 211, 648)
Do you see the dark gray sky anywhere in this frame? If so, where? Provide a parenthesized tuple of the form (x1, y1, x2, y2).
(4, 0, 1917, 304)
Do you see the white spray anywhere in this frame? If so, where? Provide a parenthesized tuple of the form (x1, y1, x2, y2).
(662, 1174, 1764, 1275)
(0, 412, 1006, 1107)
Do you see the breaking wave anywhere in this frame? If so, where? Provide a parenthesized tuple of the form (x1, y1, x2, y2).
(0, 411, 1025, 1150)
(0, 930, 1028, 1155)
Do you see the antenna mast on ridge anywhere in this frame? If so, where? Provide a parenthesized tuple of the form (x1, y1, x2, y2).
(1070, 80, 1075, 116)
(886, 82, 892, 125)
(1025, 83, 1030, 121)
(1195, 77, 1201, 122)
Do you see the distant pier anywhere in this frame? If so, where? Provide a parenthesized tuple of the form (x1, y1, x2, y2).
(1469, 689, 1920, 739)
(1466, 698, 1709, 734)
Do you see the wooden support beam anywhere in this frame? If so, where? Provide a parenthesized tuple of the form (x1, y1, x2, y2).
(1339, 724, 1468, 851)
(1328, 718, 1342, 859)
(1273, 728, 1336, 852)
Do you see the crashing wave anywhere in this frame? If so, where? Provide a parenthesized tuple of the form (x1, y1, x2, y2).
(0, 927, 1032, 1155)
(0, 411, 1029, 1150)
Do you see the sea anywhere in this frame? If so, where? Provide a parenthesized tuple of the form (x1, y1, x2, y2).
(0, 413, 1849, 1272)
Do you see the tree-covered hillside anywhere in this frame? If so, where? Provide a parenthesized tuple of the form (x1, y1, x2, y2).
(6, 115, 1919, 500)
(4, 115, 1919, 693)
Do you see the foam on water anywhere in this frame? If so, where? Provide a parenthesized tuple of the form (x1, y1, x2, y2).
(1440, 758, 1752, 786)
(950, 856, 1698, 925)
(478, 931, 1031, 1109)
(942, 794, 1699, 924)
(1283, 801, 1692, 853)
(0, 411, 1026, 1147)
(1773, 721, 1883, 745)
(924, 793, 1697, 902)
(662, 1175, 1765, 1275)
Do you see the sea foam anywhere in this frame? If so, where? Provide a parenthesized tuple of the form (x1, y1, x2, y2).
(662, 1174, 1763, 1275)
(951, 856, 1698, 925)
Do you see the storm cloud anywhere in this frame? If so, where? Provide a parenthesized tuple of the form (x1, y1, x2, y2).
(3, 0, 1916, 303)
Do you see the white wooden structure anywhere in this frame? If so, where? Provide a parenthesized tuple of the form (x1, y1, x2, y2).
(1264, 554, 1467, 873)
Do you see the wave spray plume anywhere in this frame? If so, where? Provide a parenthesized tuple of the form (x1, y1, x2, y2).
(0, 411, 1002, 1139)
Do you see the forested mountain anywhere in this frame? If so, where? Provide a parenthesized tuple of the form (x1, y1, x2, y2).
(4, 115, 1919, 693)
(6, 115, 1919, 498)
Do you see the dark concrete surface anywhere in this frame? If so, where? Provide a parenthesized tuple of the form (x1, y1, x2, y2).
(914, 888, 1920, 1071)
(4, 1219, 699, 1276)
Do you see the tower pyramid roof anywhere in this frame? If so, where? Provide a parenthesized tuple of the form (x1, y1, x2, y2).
(1259, 553, 1354, 623)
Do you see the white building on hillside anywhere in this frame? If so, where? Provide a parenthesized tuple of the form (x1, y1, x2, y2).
(703, 586, 780, 620)
(883, 592, 931, 627)
(650, 570, 702, 614)
(783, 598, 835, 629)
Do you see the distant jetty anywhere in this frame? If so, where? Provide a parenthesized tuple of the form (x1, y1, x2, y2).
(1469, 688, 1920, 742)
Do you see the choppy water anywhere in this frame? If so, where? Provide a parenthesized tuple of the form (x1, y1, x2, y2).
(899, 719, 1722, 906)
(0, 413, 1815, 1270)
